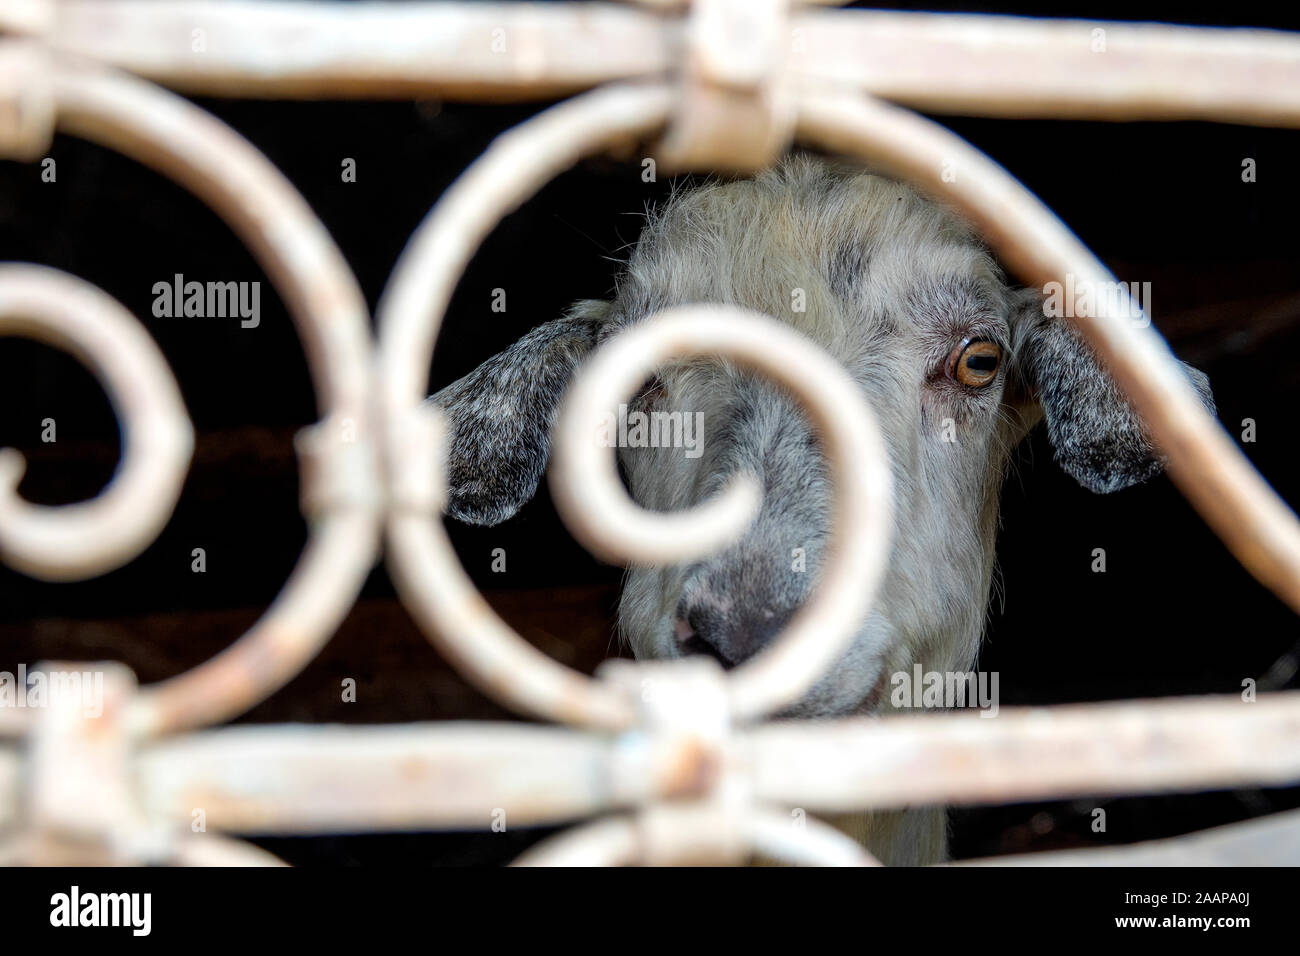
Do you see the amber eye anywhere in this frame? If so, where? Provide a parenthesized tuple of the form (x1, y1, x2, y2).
(947, 338, 1002, 388)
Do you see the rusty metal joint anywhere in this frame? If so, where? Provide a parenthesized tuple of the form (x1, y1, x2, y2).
(600, 656, 752, 863)
(295, 413, 383, 519)
(382, 401, 448, 518)
(0, 40, 54, 162)
(653, 0, 796, 173)
(602, 657, 731, 792)
(18, 662, 174, 865)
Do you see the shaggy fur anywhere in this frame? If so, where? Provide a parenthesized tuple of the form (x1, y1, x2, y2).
(431, 156, 1214, 865)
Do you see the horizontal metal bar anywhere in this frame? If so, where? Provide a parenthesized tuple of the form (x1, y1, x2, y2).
(12, 1, 677, 100)
(11, 2, 1300, 128)
(800, 10, 1300, 126)
(136, 722, 621, 833)
(109, 692, 1300, 835)
(748, 692, 1300, 812)
(959, 805, 1300, 866)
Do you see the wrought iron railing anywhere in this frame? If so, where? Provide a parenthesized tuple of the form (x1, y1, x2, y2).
(1, 0, 1299, 865)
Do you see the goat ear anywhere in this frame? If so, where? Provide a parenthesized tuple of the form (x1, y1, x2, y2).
(429, 300, 611, 525)
(1009, 288, 1215, 494)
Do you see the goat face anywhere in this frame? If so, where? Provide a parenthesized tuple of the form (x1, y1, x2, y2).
(432, 156, 1214, 719)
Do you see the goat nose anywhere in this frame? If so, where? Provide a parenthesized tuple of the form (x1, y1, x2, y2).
(673, 601, 794, 670)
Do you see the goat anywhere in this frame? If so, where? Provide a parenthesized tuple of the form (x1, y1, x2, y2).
(431, 156, 1214, 864)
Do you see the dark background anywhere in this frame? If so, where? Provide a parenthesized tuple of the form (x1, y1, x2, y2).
(1, 0, 1299, 864)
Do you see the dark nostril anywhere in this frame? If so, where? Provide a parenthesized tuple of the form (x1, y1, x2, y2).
(673, 605, 738, 670)
(672, 614, 695, 644)
(673, 598, 797, 671)
(680, 634, 736, 670)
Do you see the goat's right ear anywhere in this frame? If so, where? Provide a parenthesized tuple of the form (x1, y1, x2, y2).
(429, 300, 611, 525)
(1007, 288, 1215, 494)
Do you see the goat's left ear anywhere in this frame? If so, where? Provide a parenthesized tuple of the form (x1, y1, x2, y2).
(1008, 288, 1215, 494)
(429, 299, 612, 525)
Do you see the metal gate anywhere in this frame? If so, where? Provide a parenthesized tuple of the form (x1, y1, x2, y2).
(1, 0, 1299, 866)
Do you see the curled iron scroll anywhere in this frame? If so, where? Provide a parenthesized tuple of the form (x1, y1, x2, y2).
(377, 82, 895, 729)
(0, 55, 380, 739)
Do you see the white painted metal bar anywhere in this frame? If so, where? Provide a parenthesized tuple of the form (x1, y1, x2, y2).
(6, 3, 1298, 130)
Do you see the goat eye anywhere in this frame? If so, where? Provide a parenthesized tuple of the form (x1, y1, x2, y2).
(947, 338, 1001, 388)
